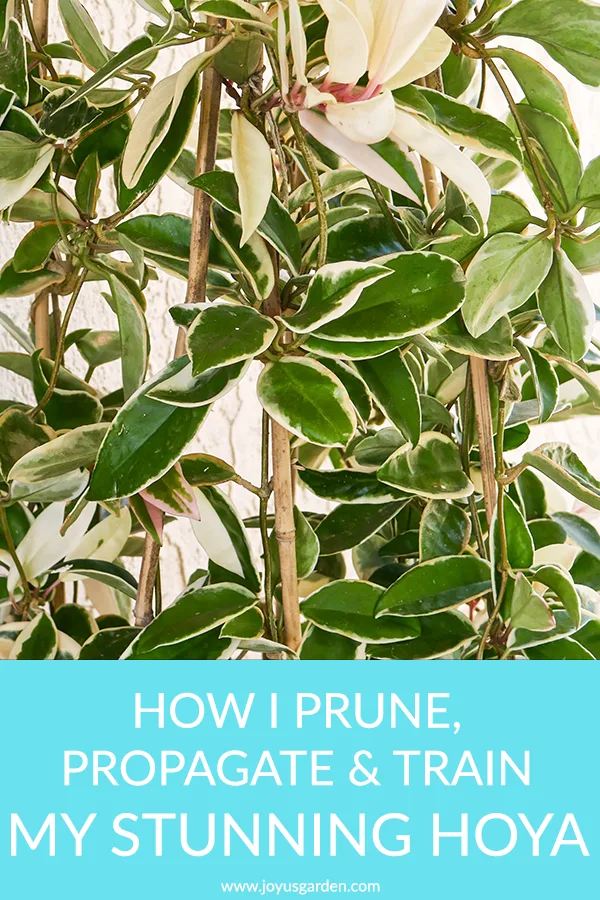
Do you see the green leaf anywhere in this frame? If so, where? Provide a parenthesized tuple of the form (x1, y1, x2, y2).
(13, 224, 67, 274)
(378, 432, 474, 500)
(532, 563, 581, 627)
(75, 152, 101, 217)
(537, 248, 594, 362)
(441, 192, 532, 265)
(552, 511, 600, 560)
(8, 423, 107, 483)
(462, 234, 553, 338)
(0, 408, 51, 480)
(10, 611, 58, 660)
(76, 330, 121, 368)
(522, 443, 600, 510)
(524, 637, 594, 660)
(58, 0, 109, 70)
(552, 356, 600, 409)
(32, 351, 102, 430)
(509, 607, 578, 650)
(57, 559, 139, 600)
(302, 580, 420, 644)
(406, 86, 522, 162)
(495, 494, 534, 569)
(39, 87, 99, 140)
(116, 72, 200, 213)
(0, 18, 27, 105)
(517, 104, 582, 214)
(211, 204, 274, 301)
(53, 603, 97, 645)
(317, 359, 372, 426)
(88, 358, 211, 500)
(419, 500, 471, 562)
(356, 351, 421, 446)
(0, 132, 55, 212)
(187, 302, 277, 375)
(147, 356, 249, 407)
(106, 271, 149, 399)
(257, 357, 356, 448)
(528, 518, 567, 549)
(300, 625, 361, 660)
(510, 572, 555, 632)
(430, 314, 515, 361)
(304, 335, 405, 361)
(516, 339, 559, 423)
(0, 258, 63, 297)
(572, 618, 600, 657)
(59, 34, 153, 108)
(0, 351, 95, 394)
(491, 0, 600, 87)
(315, 502, 406, 556)
(191, 486, 260, 593)
(194, 0, 272, 25)
(79, 626, 140, 660)
(8, 188, 80, 224)
(220, 606, 264, 639)
(285, 262, 390, 334)
(289, 168, 366, 212)
(313, 252, 465, 342)
(180, 453, 236, 487)
(376, 555, 492, 617)
(352, 427, 405, 469)
(367, 610, 476, 659)
(128, 582, 257, 655)
(492, 48, 578, 145)
(310, 213, 405, 267)
(271, 506, 320, 585)
(190, 170, 302, 274)
(298, 468, 406, 504)
(517, 469, 547, 520)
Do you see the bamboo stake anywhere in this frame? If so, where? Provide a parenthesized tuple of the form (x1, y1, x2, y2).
(174, 25, 223, 358)
(135, 22, 223, 624)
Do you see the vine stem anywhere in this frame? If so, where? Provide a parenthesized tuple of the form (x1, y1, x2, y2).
(30, 268, 87, 417)
(470, 356, 496, 527)
(0, 506, 32, 611)
(288, 113, 328, 268)
(135, 21, 223, 625)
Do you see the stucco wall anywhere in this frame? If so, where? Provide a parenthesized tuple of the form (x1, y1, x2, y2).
(1, 5, 599, 601)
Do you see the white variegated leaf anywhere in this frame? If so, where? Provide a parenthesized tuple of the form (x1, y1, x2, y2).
(231, 112, 273, 246)
(0, 135, 55, 212)
(65, 506, 131, 566)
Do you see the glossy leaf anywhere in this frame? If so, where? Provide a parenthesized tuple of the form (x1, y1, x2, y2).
(187, 302, 277, 375)
(313, 252, 464, 342)
(378, 432, 474, 500)
(316, 501, 406, 556)
(516, 339, 559, 423)
(79, 626, 140, 660)
(356, 351, 421, 446)
(191, 486, 260, 592)
(376, 555, 492, 617)
(302, 580, 420, 644)
(522, 443, 600, 511)
(537, 248, 594, 362)
(463, 234, 553, 338)
(211, 204, 275, 301)
(419, 500, 471, 562)
(552, 511, 600, 560)
(10, 612, 58, 660)
(300, 625, 361, 660)
(8, 423, 107, 484)
(147, 356, 250, 407)
(127, 582, 257, 655)
(367, 610, 476, 659)
(495, 494, 534, 570)
(510, 572, 555, 632)
(532, 563, 580, 627)
(88, 358, 211, 500)
(258, 357, 356, 448)
(298, 468, 405, 505)
(180, 453, 236, 487)
(270, 506, 320, 584)
(430, 314, 515, 361)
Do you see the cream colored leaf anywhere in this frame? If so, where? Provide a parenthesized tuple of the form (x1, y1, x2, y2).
(0, 136, 54, 212)
(190, 489, 244, 578)
(231, 112, 273, 246)
(299, 109, 421, 203)
(289, 0, 308, 86)
(122, 43, 224, 189)
(368, 0, 447, 86)
(392, 109, 491, 221)
(276, 1, 290, 97)
(324, 90, 395, 144)
(384, 26, 452, 90)
(65, 506, 132, 566)
(319, 0, 369, 85)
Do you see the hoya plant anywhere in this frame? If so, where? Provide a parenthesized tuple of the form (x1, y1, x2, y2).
(2, 0, 600, 661)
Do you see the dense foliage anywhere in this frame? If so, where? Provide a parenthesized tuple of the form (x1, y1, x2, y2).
(2, 0, 600, 661)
